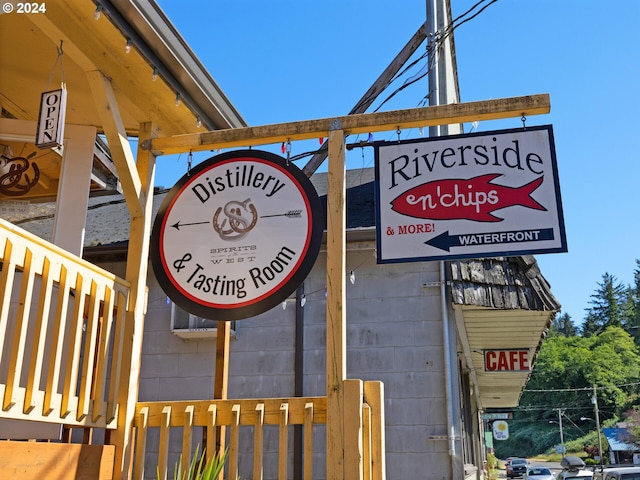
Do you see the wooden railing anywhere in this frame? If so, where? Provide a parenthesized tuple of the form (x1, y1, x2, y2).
(0, 218, 131, 429)
(134, 380, 386, 480)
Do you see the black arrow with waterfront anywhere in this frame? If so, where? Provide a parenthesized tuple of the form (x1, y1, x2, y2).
(425, 228, 555, 252)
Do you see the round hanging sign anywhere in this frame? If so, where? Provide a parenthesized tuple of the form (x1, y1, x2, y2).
(150, 150, 323, 320)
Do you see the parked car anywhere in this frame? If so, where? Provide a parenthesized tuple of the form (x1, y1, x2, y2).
(526, 466, 555, 480)
(508, 458, 529, 478)
(592, 466, 640, 480)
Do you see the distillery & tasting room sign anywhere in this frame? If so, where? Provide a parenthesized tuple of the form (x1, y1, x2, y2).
(374, 125, 567, 263)
(150, 150, 323, 321)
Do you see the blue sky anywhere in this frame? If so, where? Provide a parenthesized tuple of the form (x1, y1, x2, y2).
(155, 1, 640, 326)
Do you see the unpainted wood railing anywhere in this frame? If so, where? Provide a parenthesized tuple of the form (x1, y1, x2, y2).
(134, 380, 386, 480)
(0, 218, 131, 429)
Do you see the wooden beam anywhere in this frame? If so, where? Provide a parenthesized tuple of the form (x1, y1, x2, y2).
(86, 70, 143, 218)
(143, 94, 550, 156)
(303, 21, 428, 176)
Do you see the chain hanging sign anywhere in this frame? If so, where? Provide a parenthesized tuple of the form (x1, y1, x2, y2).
(374, 125, 567, 263)
(150, 150, 323, 321)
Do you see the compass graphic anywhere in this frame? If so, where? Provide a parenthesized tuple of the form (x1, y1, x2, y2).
(150, 150, 323, 321)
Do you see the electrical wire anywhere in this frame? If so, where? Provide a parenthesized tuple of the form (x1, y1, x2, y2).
(372, 0, 499, 113)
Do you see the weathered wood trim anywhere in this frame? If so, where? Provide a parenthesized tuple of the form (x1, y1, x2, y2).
(143, 94, 550, 155)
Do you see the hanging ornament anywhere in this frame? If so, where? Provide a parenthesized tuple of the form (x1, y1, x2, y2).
(349, 270, 356, 285)
(0, 152, 40, 197)
(319, 137, 324, 145)
(285, 139, 292, 165)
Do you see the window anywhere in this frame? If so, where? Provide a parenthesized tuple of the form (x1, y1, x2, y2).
(170, 303, 236, 340)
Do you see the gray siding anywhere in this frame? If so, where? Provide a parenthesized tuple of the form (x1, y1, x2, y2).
(139, 243, 454, 479)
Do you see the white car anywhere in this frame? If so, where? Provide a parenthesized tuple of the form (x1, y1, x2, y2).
(555, 471, 594, 480)
(592, 466, 640, 480)
(526, 466, 554, 480)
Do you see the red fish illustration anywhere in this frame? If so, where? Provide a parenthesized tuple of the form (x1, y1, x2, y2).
(390, 174, 546, 222)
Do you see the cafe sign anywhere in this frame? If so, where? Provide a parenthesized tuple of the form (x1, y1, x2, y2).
(374, 125, 567, 263)
(484, 349, 530, 372)
(151, 150, 323, 321)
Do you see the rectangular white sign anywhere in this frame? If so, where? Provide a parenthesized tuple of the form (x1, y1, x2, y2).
(36, 87, 67, 149)
(375, 125, 567, 263)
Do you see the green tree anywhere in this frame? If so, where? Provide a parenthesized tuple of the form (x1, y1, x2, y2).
(549, 312, 577, 337)
(624, 260, 640, 344)
(495, 327, 640, 458)
(582, 273, 627, 336)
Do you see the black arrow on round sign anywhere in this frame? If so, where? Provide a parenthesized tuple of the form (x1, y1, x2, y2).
(171, 220, 210, 231)
(425, 228, 555, 252)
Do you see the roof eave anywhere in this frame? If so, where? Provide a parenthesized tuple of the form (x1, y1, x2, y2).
(101, 0, 247, 131)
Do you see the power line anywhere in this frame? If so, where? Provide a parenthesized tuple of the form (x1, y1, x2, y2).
(372, 0, 500, 113)
(524, 380, 640, 394)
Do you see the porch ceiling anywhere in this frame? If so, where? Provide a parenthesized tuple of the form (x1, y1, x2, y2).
(0, 0, 245, 200)
(456, 305, 550, 410)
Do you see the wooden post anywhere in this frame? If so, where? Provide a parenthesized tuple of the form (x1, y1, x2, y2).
(110, 121, 156, 479)
(326, 125, 347, 480)
(364, 381, 386, 480)
(344, 379, 364, 480)
(213, 320, 230, 477)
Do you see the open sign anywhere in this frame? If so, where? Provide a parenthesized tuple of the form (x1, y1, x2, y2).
(36, 87, 67, 149)
(484, 349, 530, 372)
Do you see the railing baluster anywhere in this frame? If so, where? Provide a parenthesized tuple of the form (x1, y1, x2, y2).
(106, 289, 128, 422)
(4, 247, 36, 411)
(158, 405, 172, 480)
(362, 403, 372, 480)
(133, 406, 149, 480)
(253, 403, 264, 480)
(344, 379, 364, 480)
(78, 280, 101, 421)
(229, 404, 240, 480)
(278, 402, 289, 480)
(25, 257, 55, 413)
(44, 264, 69, 416)
(92, 285, 115, 422)
(182, 405, 194, 480)
(364, 381, 386, 480)
(0, 238, 16, 368)
(304, 402, 314, 480)
(206, 404, 217, 463)
(61, 272, 85, 418)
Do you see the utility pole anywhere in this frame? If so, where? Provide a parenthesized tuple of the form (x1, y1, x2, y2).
(550, 409, 565, 457)
(426, 1, 462, 479)
(593, 385, 604, 465)
(558, 409, 565, 457)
